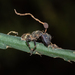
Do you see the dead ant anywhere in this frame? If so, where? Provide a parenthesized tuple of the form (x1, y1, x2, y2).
(14, 9, 52, 55)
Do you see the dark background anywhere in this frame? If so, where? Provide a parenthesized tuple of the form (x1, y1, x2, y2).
(0, 0, 75, 75)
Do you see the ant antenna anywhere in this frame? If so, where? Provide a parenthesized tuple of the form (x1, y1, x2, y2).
(14, 9, 49, 33)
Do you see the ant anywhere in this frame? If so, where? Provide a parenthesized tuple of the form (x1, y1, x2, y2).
(14, 9, 52, 55)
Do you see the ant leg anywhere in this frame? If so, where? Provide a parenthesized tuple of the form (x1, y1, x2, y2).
(26, 40, 31, 50)
(33, 40, 36, 51)
(26, 40, 34, 55)
(26, 40, 36, 55)
(7, 31, 18, 36)
(30, 40, 36, 55)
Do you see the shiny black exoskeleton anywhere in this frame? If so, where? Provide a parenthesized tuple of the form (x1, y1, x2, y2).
(21, 30, 52, 55)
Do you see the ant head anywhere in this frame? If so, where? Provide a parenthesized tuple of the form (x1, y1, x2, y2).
(43, 22, 49, 33)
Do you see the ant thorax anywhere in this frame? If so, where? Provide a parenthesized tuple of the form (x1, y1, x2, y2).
(31, 30, 43, 39)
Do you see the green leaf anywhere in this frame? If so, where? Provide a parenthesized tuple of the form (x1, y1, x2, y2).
(0, 33, 75, 62)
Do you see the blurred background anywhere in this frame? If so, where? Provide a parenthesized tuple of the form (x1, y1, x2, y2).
(0, 0, 75, 75)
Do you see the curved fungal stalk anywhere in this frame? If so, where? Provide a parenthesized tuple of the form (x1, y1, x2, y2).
(14, 9, 49, 32)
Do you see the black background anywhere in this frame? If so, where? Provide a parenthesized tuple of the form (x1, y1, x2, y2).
(0, 0, 75, 75)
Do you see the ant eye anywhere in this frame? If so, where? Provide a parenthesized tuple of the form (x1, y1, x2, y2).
(43, 22, 49, 29)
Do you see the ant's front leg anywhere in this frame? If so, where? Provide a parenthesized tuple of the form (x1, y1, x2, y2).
(26, 40, 36, 55)
(7, 31, 18, 35)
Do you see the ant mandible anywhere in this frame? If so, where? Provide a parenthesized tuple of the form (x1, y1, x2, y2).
(14, 9, 52, 55)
